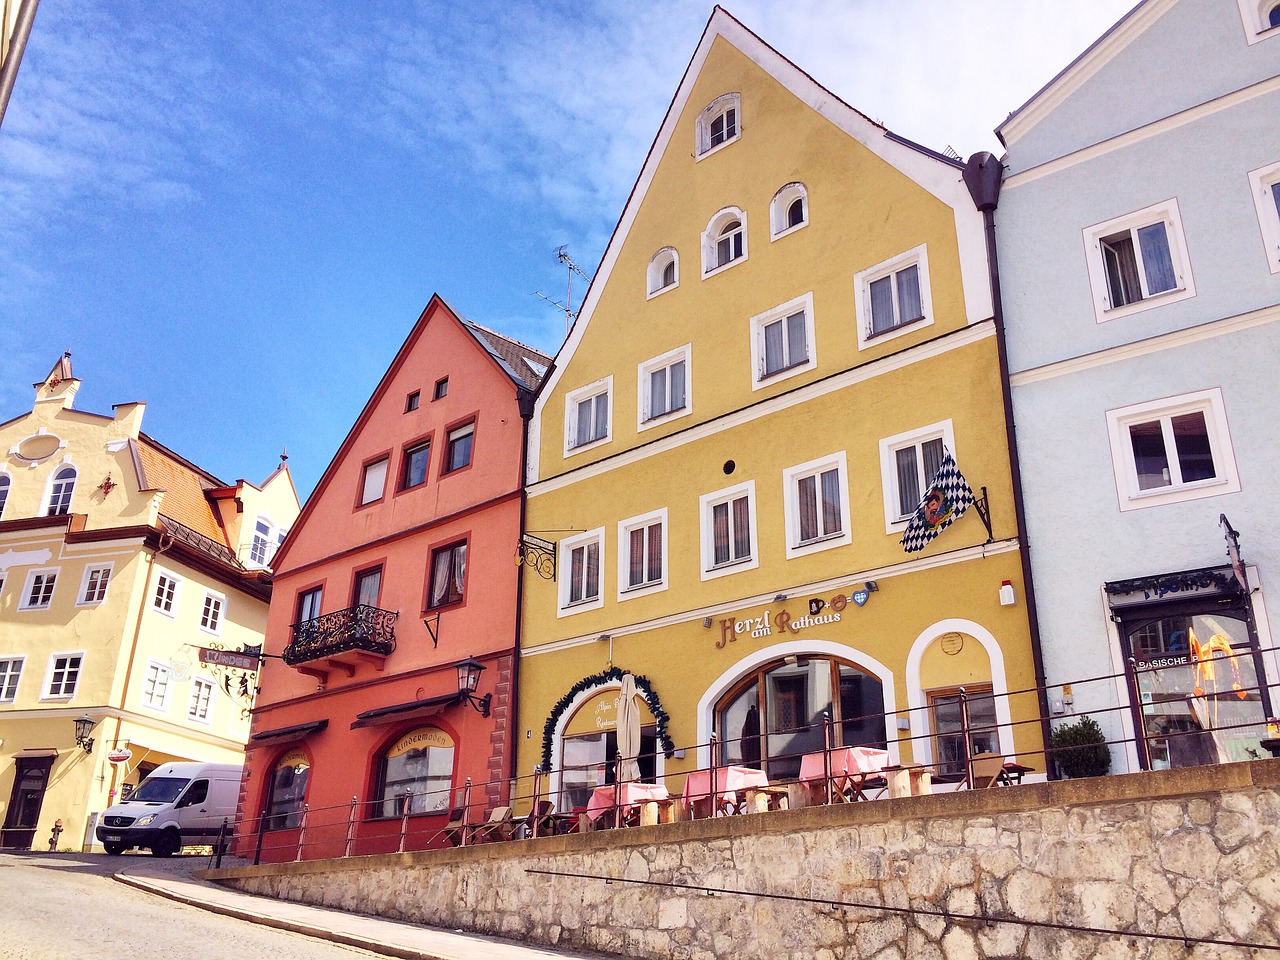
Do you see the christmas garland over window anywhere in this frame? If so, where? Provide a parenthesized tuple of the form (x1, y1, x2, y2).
(541, 666, 675, 771)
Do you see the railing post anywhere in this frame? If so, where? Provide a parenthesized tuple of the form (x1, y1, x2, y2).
(253, 812, 266, 866)
(295, 804, 309, 862)
(531, 765, 543, 839)
(613, 754, 623, 828)
(460, 777, 472, 847)
(398, 790, 412, 854)
(959, 687, 972, 789)
(823, 711, 833, 806)
(343, 796, 358, 858)
(211, 818, 228, 869)
(709, 732, 719, 818)
(1127, 657, 1152, 771)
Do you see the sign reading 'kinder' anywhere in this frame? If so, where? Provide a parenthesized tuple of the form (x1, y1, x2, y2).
(715, 589, 868, 650)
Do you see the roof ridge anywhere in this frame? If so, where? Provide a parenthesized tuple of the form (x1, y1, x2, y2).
(462, 318, 554, 362)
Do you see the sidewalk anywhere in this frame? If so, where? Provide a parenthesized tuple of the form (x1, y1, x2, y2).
(115, 859, 611, 960)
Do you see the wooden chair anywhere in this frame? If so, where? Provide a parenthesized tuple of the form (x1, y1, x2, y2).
(524, 800, 556, 838)
(441, 806, 473, 846)
(473, 805, 517, 843)
(969, 753, 1006, 789)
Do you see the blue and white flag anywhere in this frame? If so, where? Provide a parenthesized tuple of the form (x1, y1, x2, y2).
(900, 452, 976, 553)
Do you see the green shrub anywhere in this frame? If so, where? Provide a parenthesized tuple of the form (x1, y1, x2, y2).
(1051, 715, 1112, 779)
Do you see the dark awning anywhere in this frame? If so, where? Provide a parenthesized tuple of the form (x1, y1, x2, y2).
(350, 692, 461, 730)
(250, 719, 328, 743)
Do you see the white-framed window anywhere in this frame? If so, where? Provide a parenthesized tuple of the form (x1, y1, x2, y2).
(45, 464, 76, 516)
(750, 292, 816, 388)
(188, 677, 214, 723)
(142, 660, 171, 711)
(1105, 388, 1240, 511)
(646, 247, 679, 297)
(249, 516, 284, 567)
(696, 93, 740, 158)
(43, 653, 82, 700)
(1247, 161, 1280, 274)
(638, 345, 691, 429)
(153, 572, 181, 617)
(1235, 0, 1280, 42)
(770, 182, 808, 240)
(564, 377, 613, 454)
(701, 206, 748, 277)
(359, 456, 389, 506)
(19, 568, 58, 610)
(0, 472, 10, 519)
(77, 563, 113, 606)
(782, 452, 852, 558)
(700, 480, 758, 580)
(854, 244, 934, 348)
(557, 528, 605, 616)
(0, 656, 24, 703)
(200, 591, 225, 635)
(878, 420, 956, 532)
(617, 508, 667, 599)
(1083, 199, 1195, 322)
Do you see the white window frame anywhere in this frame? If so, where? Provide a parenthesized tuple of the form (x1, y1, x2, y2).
(141, 659, 172, 712)
(77, 563, 114, 607)
(0, 656, 24, 704)
(248, 515, 279, 567)
(699, 480, 759, 581)
(616, 508, 668, 600)
(19, 567, 59, 611)
(42, 652, 83, 701)
(637, 345, 692, 431)
(782, 452, 852, 559)
(854, 244, 934, 349)
(188, 676, 215, 724)
(43, 461, 77, 516)
(1235, 0, 1280, 42)
(1105, 388, 1240, 511)
(695, 93, 741, 159)
(1083, 199, 1195, 323)
(646, 247, 680, 298)
(1247, 161, 1280, 274)
(557, 527, 605, 617)
(701, 206, 748, 277)
(360, 457, 389, 505)
(770, 182, 808, 240)
(0, 471, 11, 520)
(199, 591, 226, 636)
(564, 377, 613, 456)
(153, 572, 181, 617)
(878, 420, 957, 534)
(750, 292, 816, 390)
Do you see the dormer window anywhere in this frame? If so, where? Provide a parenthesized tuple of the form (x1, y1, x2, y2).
(696, 94, 741, 158)
(702, 207, 748, 276)
(647, 247, 679, 298)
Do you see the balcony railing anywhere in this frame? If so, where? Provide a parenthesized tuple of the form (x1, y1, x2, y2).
(283, 605, 398, 667)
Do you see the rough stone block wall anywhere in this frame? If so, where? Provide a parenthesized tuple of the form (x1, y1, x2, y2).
(206, 759, 1280, 959)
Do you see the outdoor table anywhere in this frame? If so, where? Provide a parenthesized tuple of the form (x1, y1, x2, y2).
(799, 746, 891, 803)
(682, 765, 771, 817)
(585, 782, 671, 828)
(999, 762, 1035, 785)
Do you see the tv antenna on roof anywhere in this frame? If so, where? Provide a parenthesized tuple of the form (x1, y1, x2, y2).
(534, 246, 593, 336)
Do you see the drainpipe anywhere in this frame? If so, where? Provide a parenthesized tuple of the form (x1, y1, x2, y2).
(508, 388, 536, 785)
(963, 152, 1057, 780)
(0, 0, 40, 129)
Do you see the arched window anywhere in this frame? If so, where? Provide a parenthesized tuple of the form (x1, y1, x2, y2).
(1270, 2, 1280, 27)
(646, 247, 679, 296)
(770, 182, 808, 238)
(696, 93, 741, 157)
(264, 750, 310, 830)
(375, 726, 455, 817)
(46, 465, 76, 516)
(702, 207, 747, 275)
(0, 474, 9, 520)
(559, 686, 658, 811)
(715, 656, 886, 779)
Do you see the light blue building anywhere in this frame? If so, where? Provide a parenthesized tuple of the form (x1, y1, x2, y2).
(994, 0, 1280, 774)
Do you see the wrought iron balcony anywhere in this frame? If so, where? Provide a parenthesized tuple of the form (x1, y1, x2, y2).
(283, 604, 398, 671)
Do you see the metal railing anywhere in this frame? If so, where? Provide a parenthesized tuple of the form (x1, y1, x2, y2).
(282, 605, 397, 665)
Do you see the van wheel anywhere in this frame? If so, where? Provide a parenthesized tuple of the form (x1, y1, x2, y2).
(104, 842, 125, 856)
(151, 830, 181, 858)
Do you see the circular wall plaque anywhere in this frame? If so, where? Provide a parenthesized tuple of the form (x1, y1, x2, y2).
(939, 632, 965, 656)
(13, 432, 64, 463)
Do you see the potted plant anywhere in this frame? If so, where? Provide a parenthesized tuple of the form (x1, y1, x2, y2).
(1051, 715, 1111, 779)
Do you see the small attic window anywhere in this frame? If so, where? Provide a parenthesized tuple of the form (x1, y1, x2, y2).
(405, 391, 420, 412)
(434, 378, 449, 400)
(526, 359, 548, 378)
(696, 94, 741, 158)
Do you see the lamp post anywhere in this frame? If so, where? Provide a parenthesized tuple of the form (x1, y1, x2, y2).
(73, 714, 96, 753)
(454, 656, 492, 718)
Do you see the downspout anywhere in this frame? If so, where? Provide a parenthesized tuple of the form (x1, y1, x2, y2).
(508, 387, 536, 784)
(0, 0, 40, 129)
(963, 152, 1057, 780)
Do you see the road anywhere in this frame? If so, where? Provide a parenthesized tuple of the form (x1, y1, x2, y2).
(0, 851, 385, 960)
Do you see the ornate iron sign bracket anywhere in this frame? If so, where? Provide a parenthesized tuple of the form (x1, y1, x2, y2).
(516, 534, 557, 581)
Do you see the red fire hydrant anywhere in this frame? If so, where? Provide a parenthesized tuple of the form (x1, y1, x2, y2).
(48, 818, 64, 851)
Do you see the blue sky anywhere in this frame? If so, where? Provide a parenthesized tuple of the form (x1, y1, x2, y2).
(1, 1, 1134, 499)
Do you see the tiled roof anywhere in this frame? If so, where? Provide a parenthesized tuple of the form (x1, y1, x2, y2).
(135, 436, 229, 546)
(459, 317, 553, 391)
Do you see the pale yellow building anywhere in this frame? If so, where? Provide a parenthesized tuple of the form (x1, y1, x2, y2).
(518, 11, 1046, 811)
(0, 355, 299, 851)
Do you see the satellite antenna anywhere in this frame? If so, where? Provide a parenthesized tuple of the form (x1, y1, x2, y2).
(535, 245, 593, 335)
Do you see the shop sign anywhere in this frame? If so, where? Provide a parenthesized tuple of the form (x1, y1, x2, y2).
(107, 748, 133, 765)
(197, 647, 259, 672)
(716, 591, 853, 649)
(388, 727, 454, 758)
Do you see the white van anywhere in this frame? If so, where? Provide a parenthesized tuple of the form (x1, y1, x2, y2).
(96, 761, 242, 857)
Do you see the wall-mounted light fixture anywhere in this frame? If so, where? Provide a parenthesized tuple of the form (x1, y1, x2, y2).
(73, 715, 97, 754)
(864, 581, 879, 593)
(703, 617, 713, 628)
(773, 594, 787, 602)
(454, 657, 492, 718)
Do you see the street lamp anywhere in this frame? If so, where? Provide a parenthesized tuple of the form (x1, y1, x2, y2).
(73, 715, 96, 753)
(454, 656, 492, 718)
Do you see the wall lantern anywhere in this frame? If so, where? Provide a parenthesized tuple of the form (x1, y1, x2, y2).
(73, 714, 97, 753)
(454, 656, 492, 718)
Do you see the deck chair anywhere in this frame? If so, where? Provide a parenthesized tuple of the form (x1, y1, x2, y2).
(473, 805, 517, 843)
(524, 800, 556, 838)
(969, 753, 1006, 789)
(441, 806, 474, 846)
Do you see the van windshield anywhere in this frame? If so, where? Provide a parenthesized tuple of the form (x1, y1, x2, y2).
(132, 777, 189, 803)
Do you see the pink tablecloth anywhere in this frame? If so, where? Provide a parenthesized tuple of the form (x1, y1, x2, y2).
(586, 781, 670, 822)
(682, 765, 770, 804)
(798, 746, 890, 783)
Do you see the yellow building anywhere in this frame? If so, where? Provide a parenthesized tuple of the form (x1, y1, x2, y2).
(0, 355, 299, 851)
(518, 11, 1045, 811)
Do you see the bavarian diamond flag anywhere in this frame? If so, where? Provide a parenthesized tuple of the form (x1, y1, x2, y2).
(900, 451, 976, 553)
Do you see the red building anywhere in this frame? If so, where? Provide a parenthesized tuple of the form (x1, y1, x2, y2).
(236, 296, 550, 861)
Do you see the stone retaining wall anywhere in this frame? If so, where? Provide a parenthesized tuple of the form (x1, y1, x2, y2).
(205, 759, 1280, 959)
